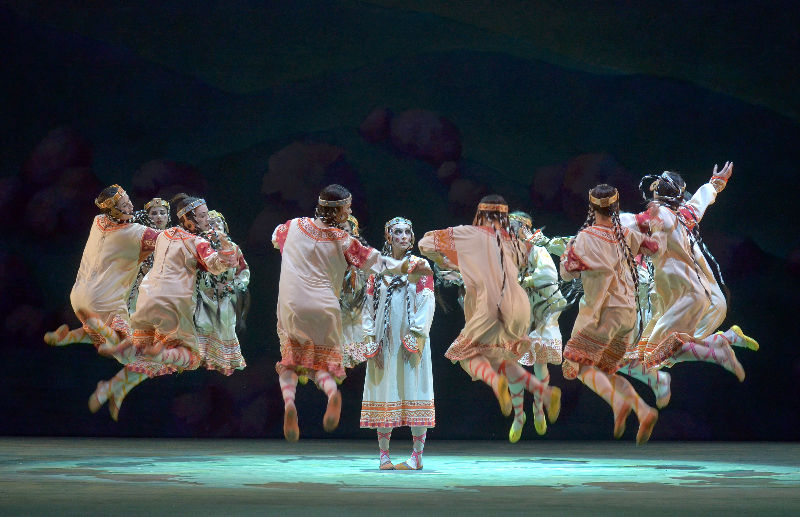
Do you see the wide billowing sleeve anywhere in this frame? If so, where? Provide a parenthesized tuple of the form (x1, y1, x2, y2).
(409, 261, 436, 338)
(192, 236, 238, 275)
(362, 274, 377, 339)
(272, 220, 291, 252)
(559, 233, 591, 281)
(418, 228, 459, 269)
(137, 225, 161, 263)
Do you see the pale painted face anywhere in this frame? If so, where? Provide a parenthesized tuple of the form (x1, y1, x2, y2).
(186, 203, 210, 232)
(210, 216, 225, 233)
(389, 223, 413, 255)
(147, 205, 169, 229)
(115, 190, 134, 215)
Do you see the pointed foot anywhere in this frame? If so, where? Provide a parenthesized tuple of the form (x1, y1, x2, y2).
(495, 374, 512, 417)
(636, 409, 659, 445)
(613, 401, 632, 439)
(547, 386, 562, 423)
(323, 391, 342, 432)
(731, 325, 759, 351)
(283, 405, 299, 442)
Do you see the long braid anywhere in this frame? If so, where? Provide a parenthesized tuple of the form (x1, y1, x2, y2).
(611, 210, 642, 337)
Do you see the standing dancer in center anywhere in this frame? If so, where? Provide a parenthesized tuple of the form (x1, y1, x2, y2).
(560, 184, 660, 444)
(419, 195, 560, 443)
(272, 185, 422, 442)
(360, 217, 435, 471)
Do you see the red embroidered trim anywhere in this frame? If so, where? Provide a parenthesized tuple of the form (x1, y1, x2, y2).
(563, 246, 590, 272)
(640, 236, 659, 254)
(163, 227, 195, 241)
(583, 225, 629, 244)
(416, 274, 434, 294)
(296, 217, 347, 242)
(677, 206, 698, 230)
(634, 212, 651, 234)
(432, 228, 458, 266)
(274, 220, 290, 253)
(366, 275, 376, 296)
(344, 238, 372, 268)
(96, 215, 126, 232)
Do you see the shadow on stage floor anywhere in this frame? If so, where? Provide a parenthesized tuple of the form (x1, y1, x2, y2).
(1, 438, 798, 516)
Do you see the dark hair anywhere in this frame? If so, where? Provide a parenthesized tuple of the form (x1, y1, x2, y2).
(315, 184, 351, 228)
(654, 171, 686, 208)
(171, 192, 203, 231)
(96, 185, 121, 215)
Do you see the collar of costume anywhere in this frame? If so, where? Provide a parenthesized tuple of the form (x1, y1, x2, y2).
(177, 198, 205, 219)
(477, 203, 508, 213)
(589, 189, 618, 207)
(509, 213, 532, 227)
(95, 184, 123, 210)
(145, 197, 169, 210)
(317, 195, 351, 207)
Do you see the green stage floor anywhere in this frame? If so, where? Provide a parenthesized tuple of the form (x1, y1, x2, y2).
(1, 438, 798, 516)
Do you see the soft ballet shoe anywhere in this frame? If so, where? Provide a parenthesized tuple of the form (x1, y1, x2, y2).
(509, 412, 526, 443)
(547, 386, 561, 423)
(636, 408, 659, 445)
(88, 381, 110, 414)
(44, 324, 70, 346)
(495, 375, 512, 417)
(613, 401, 632, 439)
(323, 391, 342, 432)
(655, 371, 672, 409)
(379, 461, 394, 470)
(283, 405, 299, 442)
(731, 325, 759, 351)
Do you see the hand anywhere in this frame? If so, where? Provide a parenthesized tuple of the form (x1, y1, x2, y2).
(710, 161, 733, 192)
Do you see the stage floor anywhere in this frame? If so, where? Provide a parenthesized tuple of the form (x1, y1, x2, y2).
(1, 438, 798, 516)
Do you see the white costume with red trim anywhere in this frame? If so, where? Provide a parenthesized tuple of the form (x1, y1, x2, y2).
(518, 245, 564, 366)
(418, 225, 532, 362)
(360, 256, 436, 428)
(631, 183, 727, 368)
(129, 227, 236, 377)
(272, 217, 408, 379)
(70, 214, 159, 346)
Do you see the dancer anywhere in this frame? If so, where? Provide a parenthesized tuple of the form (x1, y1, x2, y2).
(194, 210, 249, 376)
(44, 185, 160, 353)
(360, 217, 435, 471)
(128, 197, 171, 313)
(419, 195, 560, 443)
(632, 163, 757, 378)
(272, 185, 423, 442)
(509, 211, 565, 436)
(560, 184, 660, 444)
(89, 194, 238, 419)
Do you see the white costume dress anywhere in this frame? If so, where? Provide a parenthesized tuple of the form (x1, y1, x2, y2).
(360, 256, 436, 428)
(518, 245, 565, 366)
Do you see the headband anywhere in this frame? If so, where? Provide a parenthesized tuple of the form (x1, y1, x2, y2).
(177, 198, 206, 219)
(385, 216, 413, 233)
(144, 197, 169, 211)
(95, 184, 124, 210)
(589, 189, 619, 207)
(317, 195, 352, 207)
(509, 213, 532, 228)
(477, 202, 508, 213)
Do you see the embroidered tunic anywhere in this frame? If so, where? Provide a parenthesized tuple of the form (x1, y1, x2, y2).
(272, 217, 408, 379)
(70, 215, 159, 345)
(360, 256, 436, 428)
(518, 245, 565, 365)
(195, 244, 249, 375)
(129, 227, 236, 376)
(630, 183, 727, 368)
(559, 224, 652, 374)
(418, 225, 531, 361)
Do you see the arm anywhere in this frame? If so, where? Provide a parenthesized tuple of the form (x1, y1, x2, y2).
(194, 236, 237, 275)
(272, 220, 291, 252)
(406, 273, 436, 354)
(418, 228, 459, 270)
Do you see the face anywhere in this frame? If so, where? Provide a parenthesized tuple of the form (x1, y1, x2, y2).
(209, 216, 225, 233)
(115, 190, 134, 215)
(185, 203, 210, 232)
(389, 223, 413, 253)
(147, 205, 169, 229)
(335, 201, 352, 224)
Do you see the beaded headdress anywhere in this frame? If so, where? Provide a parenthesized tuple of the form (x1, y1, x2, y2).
(144, 197, 169, 211)
(589, 189, 619, 207)
(477, 202, 508, 213)
(177, 198, 206, 219)
(95, 184, 124, 210)
(317, 195, 352, 207)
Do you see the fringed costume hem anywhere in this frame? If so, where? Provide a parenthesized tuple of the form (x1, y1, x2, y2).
(444, 333, 531, 362)
(642, 332, 686, 370)
(360, 400, 436, 428)
(197, 333, 247, 376)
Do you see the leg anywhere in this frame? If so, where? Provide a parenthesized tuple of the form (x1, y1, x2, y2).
(278, 365, 299, 442)
(532, 363, 550, 433)
(704, 326, 759, 351)
(502, 360, 561, 425)
(619, 359, 671, 408)
(396, 427, 427, 470)
(574, 363, 632, 439)
(106, 367, 149, 421)
(377, 428, 394, 470)
(44, 325, 89, 346)
(673, 340, 745, 382)
(506, 372, 526, 443)
(459, 356, 511, 417)
(312, 369, 342, 432)
(610, 375, 658, 445)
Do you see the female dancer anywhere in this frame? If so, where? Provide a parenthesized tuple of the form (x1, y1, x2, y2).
(509, 211, 565, 436)
(419, 195, 560, 443)
(194, 210, 249, 376)
(128, 197, 171, 313)
(89, 194, 238, 419)
(339, 215, 370, 368)
(44, 185, 159, 354)
(360, 217, 435, 470)
(633, 163, 757, 377)
(272, 185, 422, 442)
(560, 184, 660, 444)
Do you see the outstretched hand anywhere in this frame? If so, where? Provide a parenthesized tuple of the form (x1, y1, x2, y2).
(710, 161, 733, 192)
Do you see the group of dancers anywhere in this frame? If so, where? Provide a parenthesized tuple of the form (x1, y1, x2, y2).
(46, 160, 758, 471)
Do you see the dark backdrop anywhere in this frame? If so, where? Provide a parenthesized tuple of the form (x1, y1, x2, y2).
(1, 0, 798, 441)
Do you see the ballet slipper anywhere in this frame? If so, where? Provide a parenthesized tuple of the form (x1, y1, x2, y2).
(636, 408, 659, 445)
(655, 371, 672, 409)
(731, 325, 759, 351)
(509, 412, 526, 443)
(394, 451, 423, 470)
(44, 324, 69, 346)
(494, 374, 512, 417)
(283, 404, 299, 442)
(613, 401, 632, 439)
(379, 459, 394, 470)
(534, 410, 547, 436)
(547, 386, 562, 423)
(88, 381, 110, 413)
(722, 345, 746, 382)
(322, 391, 342, 432)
